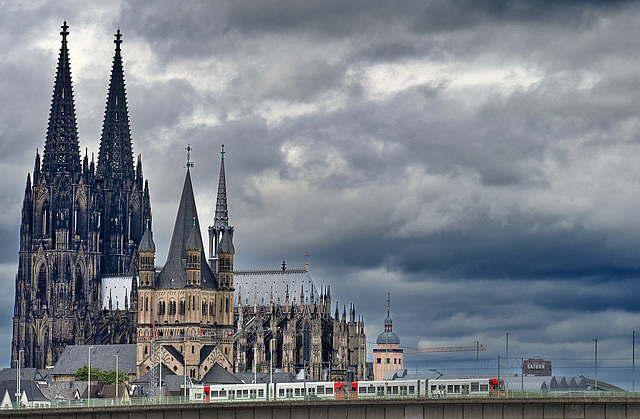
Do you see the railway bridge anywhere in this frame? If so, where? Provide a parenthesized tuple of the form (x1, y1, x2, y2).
(4, 398, 640, 419)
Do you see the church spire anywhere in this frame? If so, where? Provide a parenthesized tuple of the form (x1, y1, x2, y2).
(214, 144, 229, 227)
(97, 28, 134, 181)
(157, 162, 217, 289)
(41, 21, 81, 179)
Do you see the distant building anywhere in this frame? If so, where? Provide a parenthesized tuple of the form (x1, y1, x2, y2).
(523, 357, 552, 376)
(372, 295, 403, 381)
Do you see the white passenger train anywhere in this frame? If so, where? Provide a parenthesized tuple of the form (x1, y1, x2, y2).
(189, 377, 504, 402)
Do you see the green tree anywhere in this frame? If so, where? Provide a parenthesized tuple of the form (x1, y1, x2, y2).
(74, 365, 125, 385)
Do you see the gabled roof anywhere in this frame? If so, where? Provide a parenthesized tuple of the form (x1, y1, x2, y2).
(157, 169, 216, 289)
(49, 344, 136, 376)
(200, 364, 243, 384)
(0, 380, 50, 402)
(0, 367, 46, 382)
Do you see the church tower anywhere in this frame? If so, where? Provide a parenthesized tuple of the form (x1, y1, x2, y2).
(12, 23, 151, 368)
(136, 149, 234, 380)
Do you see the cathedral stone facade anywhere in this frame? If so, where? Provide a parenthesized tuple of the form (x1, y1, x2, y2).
(12, 23, 149, 369)
(13, 22, 366, 381)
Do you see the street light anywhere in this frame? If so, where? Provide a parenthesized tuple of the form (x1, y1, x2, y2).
(593, 338, 598, 394)
(16, 349, 23, 409)
(506, 333, 510, 396)
(88, 346, 94, 406)
(634, 331, 637, 396)
(114, 354, 119, 401)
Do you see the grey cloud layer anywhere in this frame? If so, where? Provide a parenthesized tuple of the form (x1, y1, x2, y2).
(1, 0, 640, 386)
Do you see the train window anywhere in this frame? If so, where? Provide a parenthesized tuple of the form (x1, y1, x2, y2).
(454, 385, 460, 393)
(220, 390, 226, 397)
(471, 382, 479, 391)
(295, 388, 300, 396)
(409, 386, 415, 394)
(326, 387, 333, 394)
(447, 385, 453, 393)
(243, 390, 249, 397)
(368, 386, 375, 394)
(318, 387, 325, 394)
(359, 387, 365, 393)
(309, 388, 315, 394)
(392, 386, 399, 395)
(286, 389, 293, 397)
(211, 391, 218, 397)
(259, 389, 264, 397)
(250, 389, 256, 399)
(430, 385, 436, 392)
(480, 384, 488, 391)
(279, 389, 284, 396)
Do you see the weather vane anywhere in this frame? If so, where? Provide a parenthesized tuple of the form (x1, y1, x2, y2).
(186, 144, 194, 169)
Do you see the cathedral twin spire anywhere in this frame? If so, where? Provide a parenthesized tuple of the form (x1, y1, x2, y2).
(41, 21, 81, 179)
(41, 22, 134, 184)
(97, 28, 135, 182)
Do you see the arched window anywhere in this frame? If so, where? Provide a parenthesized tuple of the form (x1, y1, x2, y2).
(37, 266, 47, 299)
(42, 202, 50, 236)
(145, 297, 149, 311)
(179, 300, 185, 315)
(158, 301, 166, 315)
(303, 322, 311, 364)
(169, 301, 177, 315)
(202, 301, 207, 316)
(210, 302, 214, 316)
(74, 265, 83, 300)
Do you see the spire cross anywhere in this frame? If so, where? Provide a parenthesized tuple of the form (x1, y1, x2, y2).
(114, 28, 123, 49)
(61, 21, 69, 42)
(221, 144, 225, 160)
(185, 144, 194, 169)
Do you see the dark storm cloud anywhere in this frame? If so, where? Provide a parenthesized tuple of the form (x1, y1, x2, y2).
(3, 0, 640, 387)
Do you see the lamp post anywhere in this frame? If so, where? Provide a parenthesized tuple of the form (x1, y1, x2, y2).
(506, 333, 510, 396)
(270, 339, 273, 400)
(593, 338, 598, 394)
(114, 354, 119, 401)
(88, 346, 94, 406)
(634, 331, 637, 396)
(16, 349, 23, 409)
(183, 348, 187, 403)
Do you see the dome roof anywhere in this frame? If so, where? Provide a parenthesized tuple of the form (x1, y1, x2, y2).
(376, 330, 400, 345)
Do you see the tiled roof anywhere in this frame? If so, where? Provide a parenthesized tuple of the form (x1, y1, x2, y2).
(49, 345, 136, 376)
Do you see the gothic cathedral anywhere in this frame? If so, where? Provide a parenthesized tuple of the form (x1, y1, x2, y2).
(13, 22, 367, 381)
(12, 23, 150, 368)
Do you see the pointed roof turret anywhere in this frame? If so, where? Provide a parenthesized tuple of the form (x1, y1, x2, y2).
(157, 167, 216, 289)
(219, 227, 234, 254)
(42, 21, 81, 179)
(139, 221, 155, 253)
(97, 28, 134, 181)
(214, 145, 229, 228)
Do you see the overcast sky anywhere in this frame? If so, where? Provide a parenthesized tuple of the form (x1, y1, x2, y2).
(3, 0, 640, 387)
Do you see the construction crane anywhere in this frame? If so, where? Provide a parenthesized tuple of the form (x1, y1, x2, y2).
(368, 344, 486, 354)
